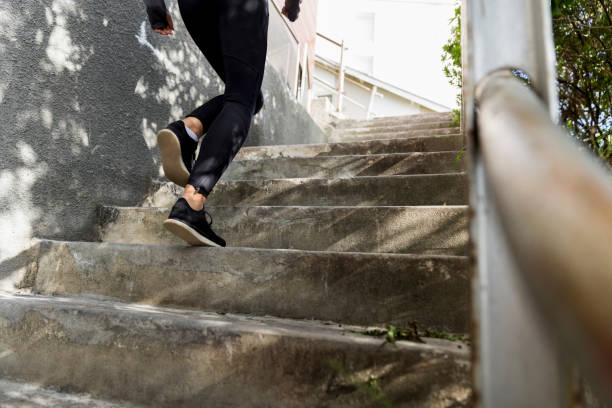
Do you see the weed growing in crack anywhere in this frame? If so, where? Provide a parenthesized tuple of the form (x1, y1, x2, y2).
(360, 322, 468, 344)
(326, 359, 393, 408)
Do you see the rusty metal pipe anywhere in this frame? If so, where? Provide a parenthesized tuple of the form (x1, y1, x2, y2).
(476, 71, 612, 398)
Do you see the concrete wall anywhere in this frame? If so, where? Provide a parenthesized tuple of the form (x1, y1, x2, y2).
(0, 0, 324, 283)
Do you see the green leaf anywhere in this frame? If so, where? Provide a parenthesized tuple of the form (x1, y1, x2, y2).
(454, 147, 465, 169)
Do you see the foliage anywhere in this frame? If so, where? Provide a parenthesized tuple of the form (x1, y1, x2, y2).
(441, 3, 462, 121)
(326, 359, 393, 408)
(552, 0, 612, 166)
(441, 0, 612, 167)
(361, 324, 466, 344)
(454, 147, 465, 169)
(441, 5, 462, 90)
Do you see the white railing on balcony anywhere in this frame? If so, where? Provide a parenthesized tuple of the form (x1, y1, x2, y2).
(313, 33, 382, 119)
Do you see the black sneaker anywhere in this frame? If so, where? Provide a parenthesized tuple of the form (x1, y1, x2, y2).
(157, 121, 198, 187)
(163, 198, 226, 247)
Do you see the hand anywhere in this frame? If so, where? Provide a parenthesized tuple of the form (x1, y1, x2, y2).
(154, 12, 174, 35)
(282, 1, 300, 22)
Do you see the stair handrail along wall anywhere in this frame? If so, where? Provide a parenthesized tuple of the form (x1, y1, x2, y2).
(463, 0, 612, 405)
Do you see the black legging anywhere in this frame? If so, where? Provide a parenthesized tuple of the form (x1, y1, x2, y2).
(178, 0, 269, 197)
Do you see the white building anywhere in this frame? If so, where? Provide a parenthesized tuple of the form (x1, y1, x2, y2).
(313, 0, 457, 119)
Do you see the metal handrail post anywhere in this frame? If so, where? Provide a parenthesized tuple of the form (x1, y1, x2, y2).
(366, 85, 377, 120)
(337, 40, 346, 113)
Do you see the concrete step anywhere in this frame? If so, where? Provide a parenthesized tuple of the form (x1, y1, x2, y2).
(97, 205, 469, 255)
(27, 240, 470, 331)
(336, 112, 453, 129)
(146, 174, 468, 208)
(208, 174, 468, 207)
(223, 152, 465, 180)
(235, 135, 463, 160)
(0, 379, 142, 408)
(333, 121, 457, 136)
(0, 293, 470, 408)
(329, 128, 460, 143)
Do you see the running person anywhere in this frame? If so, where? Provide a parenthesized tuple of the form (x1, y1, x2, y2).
(142, 0, 302, 247)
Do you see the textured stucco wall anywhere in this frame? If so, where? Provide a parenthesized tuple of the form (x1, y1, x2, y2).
(0, 0, 324, 282)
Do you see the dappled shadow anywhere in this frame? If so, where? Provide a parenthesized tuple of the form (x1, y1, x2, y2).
(202, 173, 467, 207)
(0, 0, 225, 275)
(0, 292, 471, 406)
(96, 204, 469, 256)
(222, 151, 466, 180)
(235, 133, 463, 160)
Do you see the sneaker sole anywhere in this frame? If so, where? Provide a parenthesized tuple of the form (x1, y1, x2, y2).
(157, 129, 190, 187)
(163, 218, 222, 247)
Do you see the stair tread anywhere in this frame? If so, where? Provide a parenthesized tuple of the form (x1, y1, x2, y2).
(98, 205, 469, 255)
(331, 130, 460, 143)
(35, 238, 469, 262)
(113, 204, 469, 209)
(28, 239, 470, 331)
(336, 112, 453, 127)
(226, 151, 465, 179)
(0, 292, 467, 347)
(336, 122, 457, 132)
(145, 174, 468, 208)
(220, 173, 465, 180)
(236, 134, 463, 160)
(332, 127, 459, 137)
(235, 151, 463, 161)
(0, 291, 470, 406)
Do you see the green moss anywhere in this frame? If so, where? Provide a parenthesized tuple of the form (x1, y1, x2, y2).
(361, 323, 467, 344)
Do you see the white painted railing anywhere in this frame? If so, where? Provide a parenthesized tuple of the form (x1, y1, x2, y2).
(313, 33, 382, 119)
(315, 32, 347, 114)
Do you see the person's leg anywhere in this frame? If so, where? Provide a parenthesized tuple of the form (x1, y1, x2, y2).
(178, 0, 264, 137)
(157, 0, 226, 188)
(186, 91, 264, 137)
(163, 0, 268, 247)
(186, 0, 269, 202)
(177, 0, 225, 138)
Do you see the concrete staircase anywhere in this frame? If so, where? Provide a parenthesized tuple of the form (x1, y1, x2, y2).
(0, 112, 471, 406)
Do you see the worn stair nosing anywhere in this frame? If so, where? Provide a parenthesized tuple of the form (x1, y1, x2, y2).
(215, 172, 466, 183)
(33, 237, 469, 260)
(0, 292, 468, 339)
(335, 113, 453, 127)
(106, 204, 469, 210)
(233, 150, 464, 162)
(0, 292, 471, 406)
(146, 173, 469, 208)
(336, 119, 455, 128)
(236, 135, 463, 159)
(27, 238, 471, 331)
(330, 134, 462, 143)
(97, 204, 469, 255)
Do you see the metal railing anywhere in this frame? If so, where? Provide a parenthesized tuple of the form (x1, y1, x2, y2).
(463, 0, 612, 406)
(315, 32, 347, 114)
(313, 34, 381, 119)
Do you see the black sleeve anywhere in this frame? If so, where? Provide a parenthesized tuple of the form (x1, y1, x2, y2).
(143, 0, 169, 30)
(284, 0, 302, 22)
